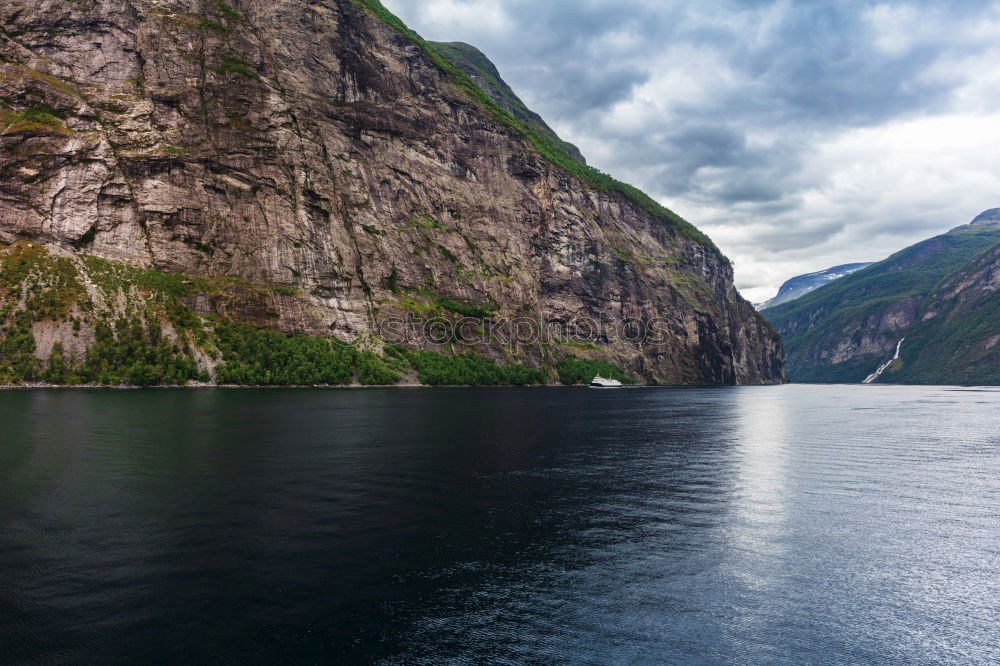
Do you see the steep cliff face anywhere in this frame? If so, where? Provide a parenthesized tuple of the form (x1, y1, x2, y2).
(765, 213, 1000, 385)
(0, 0, 783, 385)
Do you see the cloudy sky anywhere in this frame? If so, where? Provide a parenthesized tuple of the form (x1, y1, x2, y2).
(382, 0, 1000, 301)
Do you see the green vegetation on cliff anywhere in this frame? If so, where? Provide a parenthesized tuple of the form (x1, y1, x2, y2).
(0, 105, 73, 137)
(0, 311, 37, 384)
(402, 346, 546, 386)
(83, 317, 205, 386)
(556, 356, 636, 385)
(0, 242, 637, 387)
(213, 324, 356, 385)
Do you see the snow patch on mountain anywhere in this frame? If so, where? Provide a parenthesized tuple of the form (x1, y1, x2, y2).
(758, 263, 873, 310)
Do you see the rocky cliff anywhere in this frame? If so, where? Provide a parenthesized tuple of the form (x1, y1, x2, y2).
(765, 211, 1000, 385)
(0, 0, 783, 386)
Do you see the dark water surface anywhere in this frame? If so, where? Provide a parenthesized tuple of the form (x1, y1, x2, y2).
(0, 385, 997, 665)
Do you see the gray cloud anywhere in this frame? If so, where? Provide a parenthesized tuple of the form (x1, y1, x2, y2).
(754, 220, 849, 252)
(383, 0, 1000, 300)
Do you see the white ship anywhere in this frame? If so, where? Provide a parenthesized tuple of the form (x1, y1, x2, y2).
(589, 376, 623, 388)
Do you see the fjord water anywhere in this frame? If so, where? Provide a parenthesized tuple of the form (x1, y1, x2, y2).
(0, 386, 996, 665)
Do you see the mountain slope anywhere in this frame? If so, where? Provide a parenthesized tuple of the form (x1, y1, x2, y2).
(0, 0, 782, 386)
(428, 41, 587, 165)
(764, 211, 1000, 384)
(759, 263, 872, 310)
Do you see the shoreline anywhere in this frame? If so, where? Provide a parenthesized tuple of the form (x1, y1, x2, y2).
(0, 382, 428, 391)
(0, 382, 578, 390)
(1, 382, 991, 391)
(0, 381, 795, 390)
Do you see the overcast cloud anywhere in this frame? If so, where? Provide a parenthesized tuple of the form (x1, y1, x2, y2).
(382, 0, 1000, 301)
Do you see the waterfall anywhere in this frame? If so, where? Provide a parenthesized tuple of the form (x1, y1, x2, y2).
(863, 338, 905, 384)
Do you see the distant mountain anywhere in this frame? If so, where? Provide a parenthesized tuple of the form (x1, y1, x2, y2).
(764, 210, 1000, 385)
(759, 263, 873, 310)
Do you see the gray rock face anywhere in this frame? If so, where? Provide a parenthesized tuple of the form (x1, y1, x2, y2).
(0, 0, 784, 384)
